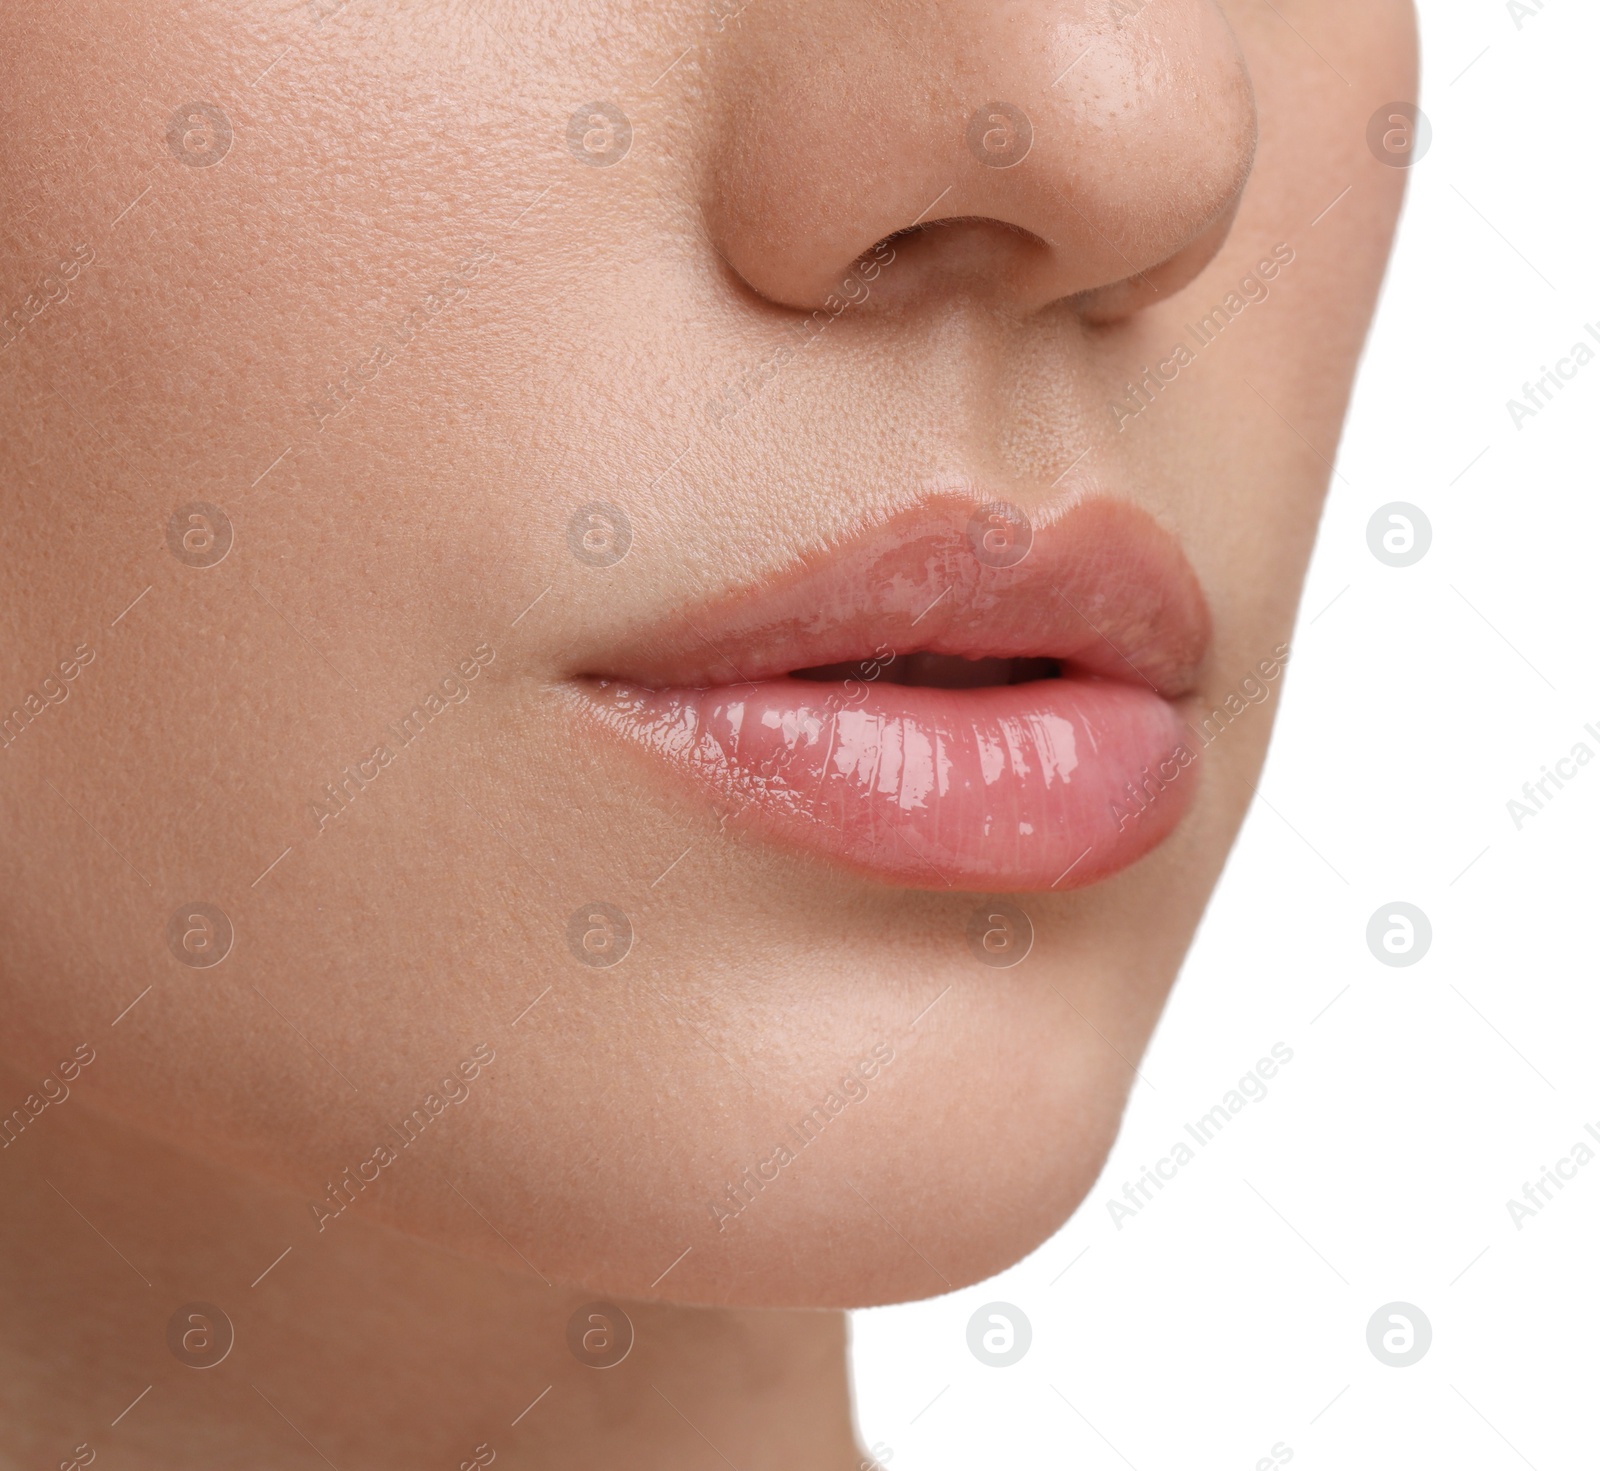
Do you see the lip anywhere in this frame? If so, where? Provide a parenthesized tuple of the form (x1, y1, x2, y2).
(568, 494, 1210, 892)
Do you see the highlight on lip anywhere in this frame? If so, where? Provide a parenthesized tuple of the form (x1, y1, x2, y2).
(571, 495, 1211, 892)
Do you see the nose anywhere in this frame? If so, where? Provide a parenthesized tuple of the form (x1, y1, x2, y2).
(701, 0, 1258, 317)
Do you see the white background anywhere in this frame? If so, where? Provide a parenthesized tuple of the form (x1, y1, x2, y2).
(851, 0, 1600, 1464)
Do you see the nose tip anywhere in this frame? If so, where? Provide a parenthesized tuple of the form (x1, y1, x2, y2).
(702, 0, 1258, 316)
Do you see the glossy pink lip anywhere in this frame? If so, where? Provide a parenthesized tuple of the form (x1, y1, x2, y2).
(570, 495, 1210, 892)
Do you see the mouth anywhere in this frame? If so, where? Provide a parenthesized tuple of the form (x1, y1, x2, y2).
(569, 495, 1210, 892)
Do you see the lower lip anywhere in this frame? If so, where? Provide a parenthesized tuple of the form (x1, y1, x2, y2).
(578, 674, 1198, 892)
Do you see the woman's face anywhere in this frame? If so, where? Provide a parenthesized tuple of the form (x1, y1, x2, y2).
(0, 0, 1412, 1305)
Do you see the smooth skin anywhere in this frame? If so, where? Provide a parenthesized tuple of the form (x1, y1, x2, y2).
(0, 1, 1414, 1465)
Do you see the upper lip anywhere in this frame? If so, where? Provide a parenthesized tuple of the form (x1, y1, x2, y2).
(575, 492, 1211, 699)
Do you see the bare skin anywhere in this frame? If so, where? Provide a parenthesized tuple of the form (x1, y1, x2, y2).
(0, 0, 1414, 1464)
(1, 1084, 862, 1469)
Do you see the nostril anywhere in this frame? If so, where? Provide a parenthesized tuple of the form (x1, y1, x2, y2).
(836, 217, 1059, 313)
(874, 217, 1054, 253)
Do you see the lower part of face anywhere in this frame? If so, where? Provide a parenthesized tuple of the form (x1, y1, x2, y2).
(0, 0, 1412, 1304)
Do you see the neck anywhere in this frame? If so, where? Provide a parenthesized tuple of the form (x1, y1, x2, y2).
(0, 1060, 865, 1471)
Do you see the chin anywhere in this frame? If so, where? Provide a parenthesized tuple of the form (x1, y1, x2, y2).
(360, 942, 1163, 1311)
